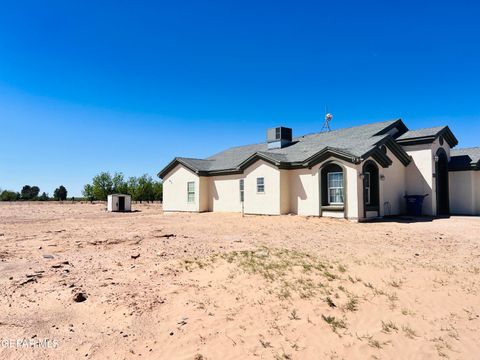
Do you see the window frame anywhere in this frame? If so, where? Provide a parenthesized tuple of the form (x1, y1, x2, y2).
(327, 171, 344, 205)
(187, 181, 195, 203)
(239, 179, 245, 202)
(364, 172, 371, 205)
(256, 177, 265, 193)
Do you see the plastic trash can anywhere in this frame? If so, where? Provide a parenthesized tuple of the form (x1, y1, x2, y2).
(404, 195, 428, 216)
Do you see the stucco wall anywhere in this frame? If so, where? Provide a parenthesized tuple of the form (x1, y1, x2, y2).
(209, 174, 243, 212)
(163, 164, 201, 212)
(288, 167, 319, 216)
(403, 138, 452, 216)
(367, 148, 407, 217)
(287, 160, 359, 219)
(404, 144, 435, 215)
(243, 160, 281, 215)
(280, 170, 291, 214)
(449, 171, 477, 215)
(199, 176, 210, 212)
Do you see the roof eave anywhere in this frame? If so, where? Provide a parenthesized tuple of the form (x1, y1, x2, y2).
(158, 158, 202, 179)
(303, 147, 360, 168)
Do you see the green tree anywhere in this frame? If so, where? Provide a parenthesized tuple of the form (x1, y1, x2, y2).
(53, 185, 68, 201)
(21, 185, 40, 200)
(1, 190, 20, 201)
(127, 176, 139, 201)
(82, 184, 95, 202)
(39, 192, 49, 201)
(112, 172, 129, 194)
(137, 174, 154, 202)
(153, 181, 163, 201)
(92, 172, 114, 200)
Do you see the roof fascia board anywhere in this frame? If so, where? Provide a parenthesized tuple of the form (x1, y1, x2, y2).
(373, 118, 408, 137)
(397, 127, 458, 148)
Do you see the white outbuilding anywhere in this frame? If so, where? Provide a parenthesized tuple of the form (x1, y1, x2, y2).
(107, 194, 132, 212)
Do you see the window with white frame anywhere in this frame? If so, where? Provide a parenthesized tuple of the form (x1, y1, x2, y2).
(239, 179, 244, 202)
(364, 172, 371, 205)
(327, 172, 344, 204)
(256, 177, 264, 193)
(187, 181, 195, 203)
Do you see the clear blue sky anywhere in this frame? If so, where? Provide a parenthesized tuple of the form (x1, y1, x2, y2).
(1, 1, 479, 196)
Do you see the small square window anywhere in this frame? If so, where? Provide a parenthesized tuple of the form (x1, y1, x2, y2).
(256, 177, 265, 193)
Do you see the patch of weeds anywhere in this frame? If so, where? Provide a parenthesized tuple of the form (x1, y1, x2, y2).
(381, 320, 399, 333)
(402, 325, 418, 339)
(343, 296, 359, 312)
(259, 338, 272, 348)
(386, 292, 398, 309)
(387, 278, 403, 288)
(290, 342, 300, 351)
(401, 308, 415, 316)
(274, 350, 292, 360)
(431, 337, 453, 358)
(364, 281, 374, 289)
(359, 334, 390, 349)
(278, 286, 291, 301)
(321, 315, 347, 333)
(295, 278, 316, 299)
(289, 309, 300, 320)
(323, 270, 337, 281)
(348, 275, 362, 283)
(325, 296, 336, 308)
(367, 337, 388, 349)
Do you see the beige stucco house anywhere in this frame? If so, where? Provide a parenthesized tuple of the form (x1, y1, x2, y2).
(158, 119, 480, 220)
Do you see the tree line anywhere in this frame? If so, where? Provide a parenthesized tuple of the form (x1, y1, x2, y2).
(82, 172, 162, 202)
(0, 185, 68, 201)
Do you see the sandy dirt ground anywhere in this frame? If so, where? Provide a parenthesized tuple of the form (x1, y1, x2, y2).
(0, 202, 479, 360)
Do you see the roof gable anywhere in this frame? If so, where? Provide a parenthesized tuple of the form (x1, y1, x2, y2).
(396, 126, 458, 147)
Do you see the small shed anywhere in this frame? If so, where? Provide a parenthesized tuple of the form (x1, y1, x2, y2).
(107, 194, 131, 212)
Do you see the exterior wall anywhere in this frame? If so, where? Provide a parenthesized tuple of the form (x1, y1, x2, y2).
(243, 160, 281, 215)
(362, 149, 407, 217)
(209, 174, 242, 212)
(107, 195, 131, 212)
(477, 172, 480, 214)
(280, 170, 291, 214)
(287, 160, 360, 220)
(403, 138, 451, 216)
(199, 176, 210, 212)
(449, 171, 477, 215)
(288, 167, 320, 216)
(163, 164, 201, 212)
(403, 144, 435, 215)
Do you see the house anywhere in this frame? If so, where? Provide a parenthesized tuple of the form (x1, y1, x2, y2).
(158, 119, 480, 220)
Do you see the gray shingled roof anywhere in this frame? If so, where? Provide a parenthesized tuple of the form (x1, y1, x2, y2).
(204, 120, 396, 170)
(450, 147, 480, 171)
(396, 125, 458, 147)
(159, 119, 410, 177)
(397, 126, 446, 140)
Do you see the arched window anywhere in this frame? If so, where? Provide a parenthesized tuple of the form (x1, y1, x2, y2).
(321, 163, 344, 206)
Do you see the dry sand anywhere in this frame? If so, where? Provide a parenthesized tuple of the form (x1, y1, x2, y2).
(0, 202, 479, 359)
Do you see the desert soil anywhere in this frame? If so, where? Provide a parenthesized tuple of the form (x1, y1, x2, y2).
(0, 202, 479, 360)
